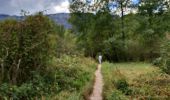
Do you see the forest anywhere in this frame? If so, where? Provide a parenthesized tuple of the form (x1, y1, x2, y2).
(0, 0, 170, 100)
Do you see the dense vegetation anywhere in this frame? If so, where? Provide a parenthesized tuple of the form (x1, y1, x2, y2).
(0, 0, 170, 99)
(0, 13, 96, 99)
(69, 0, 170, 73)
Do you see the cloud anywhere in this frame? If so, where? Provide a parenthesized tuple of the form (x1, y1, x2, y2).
(0, 0, 70, 15)
(54, 1, 70, 13)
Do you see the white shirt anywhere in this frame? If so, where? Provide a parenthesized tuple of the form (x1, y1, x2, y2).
(99, 55, 102, 60)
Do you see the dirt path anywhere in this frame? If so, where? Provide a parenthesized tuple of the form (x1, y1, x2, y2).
(90, 64, 103, 100)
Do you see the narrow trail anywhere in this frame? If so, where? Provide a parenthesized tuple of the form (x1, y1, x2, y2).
(90, 64, 103, 100)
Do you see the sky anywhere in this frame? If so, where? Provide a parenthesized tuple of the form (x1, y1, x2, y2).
(0, 0, 139, 15)
(133, 0, 139, 4)
(0, 0, 70, 15)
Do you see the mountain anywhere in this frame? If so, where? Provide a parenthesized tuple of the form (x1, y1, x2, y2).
(0, 13, 71, 29)
(0, 14, 22, 20)
(47, 13, 71, 29)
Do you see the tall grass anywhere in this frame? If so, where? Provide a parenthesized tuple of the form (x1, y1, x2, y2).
(102, 62, 170, 100)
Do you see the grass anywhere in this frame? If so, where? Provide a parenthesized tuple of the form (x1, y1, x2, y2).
(102, 62, 170, 100)
(50, 55, 97, 100)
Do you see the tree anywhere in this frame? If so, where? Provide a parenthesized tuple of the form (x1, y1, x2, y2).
(136, 0, 170, 60)
(138, 0, 170, 25)
(0, 13, 58, 84)
(112, 0, 132, 44)
(70, 0, 108, 13)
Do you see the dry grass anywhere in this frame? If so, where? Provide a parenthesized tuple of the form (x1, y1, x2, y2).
(102, 62, 170, 100)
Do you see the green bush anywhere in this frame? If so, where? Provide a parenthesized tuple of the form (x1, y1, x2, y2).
(115, 79, 128, 91)
(163, 59, 170, 74)
(115, 79, 132, 95)
(107, 90, 127, 100)
(0, 83, 34, 99)
(0, 72, 60, 99)
(160, 40, 170, 74)
(54, 55, 95, 92)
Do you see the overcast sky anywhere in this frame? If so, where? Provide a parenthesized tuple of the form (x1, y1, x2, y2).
(0, 0, 70, 15)
(0, 0, 139, 15)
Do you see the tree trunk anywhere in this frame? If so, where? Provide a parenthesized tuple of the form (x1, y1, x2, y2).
(0, 61, 4, 83)
(11, 59, 21, 85)
(120, 1, 125, 44)
(0, 48, 8, 83)
(120, 1, 127, 61)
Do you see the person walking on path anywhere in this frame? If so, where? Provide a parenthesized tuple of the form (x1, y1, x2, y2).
(98, 54, 102, 64)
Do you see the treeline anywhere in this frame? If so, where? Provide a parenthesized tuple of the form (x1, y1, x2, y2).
(69, 0, 170, 73)
(0, 12, 96, 99)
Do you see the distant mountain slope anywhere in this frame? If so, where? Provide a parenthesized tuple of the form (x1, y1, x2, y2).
(0, 14, 21, 20)
(47, 13, 71, 29)
(0, 13, 71, 29)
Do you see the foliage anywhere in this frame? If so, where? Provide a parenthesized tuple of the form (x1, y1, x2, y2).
(69, 12, 114, 58)
(0, 72, 59, 100)
(50, 55, 96, 100)
(107, 90, 128, 100)
(0, 55, 96, 99)
(0, 12, 58, 85)
(115, 79, 132, 95)
(69, 0, 170, 63)
(56, 30, 78, 57)
(0, 13, 96, 99)
(160, 39, 170, 74)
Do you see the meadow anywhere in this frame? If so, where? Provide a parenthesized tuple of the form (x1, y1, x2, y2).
(102, 62, 170, 100)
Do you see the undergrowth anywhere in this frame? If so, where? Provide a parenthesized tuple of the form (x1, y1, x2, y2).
(0, 55, 96, 100)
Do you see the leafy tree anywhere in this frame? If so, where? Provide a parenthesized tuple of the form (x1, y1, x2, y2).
(69, 10, 114, 57)
(136, 0, 170, 60)
(0, 13, 58, 84)
(69, 0, 170, 62)
(111, 0, 132, 44)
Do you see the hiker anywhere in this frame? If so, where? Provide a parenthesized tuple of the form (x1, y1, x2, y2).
(98, 54, 102, 64)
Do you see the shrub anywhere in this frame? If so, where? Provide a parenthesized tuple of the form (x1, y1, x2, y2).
(160, 40, 170, 74)
(115, 79, 132, 95)
(107, 90, 127, 100)
(0, 72, 60, 99)
(54, 55, 95, 92)
(115, 79, 128, 91)
(162, 59, 170, 74)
